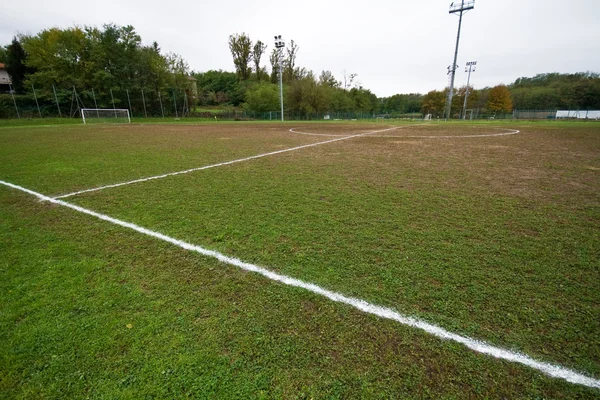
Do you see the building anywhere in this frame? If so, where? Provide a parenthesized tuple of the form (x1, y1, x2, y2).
(0, 63, 12, 93)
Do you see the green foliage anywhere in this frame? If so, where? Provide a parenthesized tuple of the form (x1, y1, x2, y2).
(193, 70, 247, 106)
(348, 87, 378, 113)
(228, 33, 253, 81)
(286, 74, 329, 115)
(318, 70, 339, 88)
(5, 37, 32, 93)
(16, 24, 188, 99)
(487, 85, 513, 113)
(252, 41, 267, 82)
(243, 82, 280, 112)
(509, 72, 600, 110)
(420, 89, 446, 117)
(380, 93, 423, 114)
(0, 46, 7, 63)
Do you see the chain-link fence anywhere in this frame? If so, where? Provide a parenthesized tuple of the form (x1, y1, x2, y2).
(0, 86, 196, 120)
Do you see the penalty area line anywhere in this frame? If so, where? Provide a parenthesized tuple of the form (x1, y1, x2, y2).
(1, 179, 599, 390)
(52, 126, 400, 200)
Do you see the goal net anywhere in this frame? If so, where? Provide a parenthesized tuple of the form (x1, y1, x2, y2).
(81, 109, 131, 124)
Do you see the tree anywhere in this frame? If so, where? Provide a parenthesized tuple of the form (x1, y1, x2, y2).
(194, 69, 240, 106)
(329, 88, 354, 112)
(22, 27, 87, 89)
(286, 73, 330, 116)
(349, 87, 377, 113)
(283, 40, 298, 83)
(420, 90, 446, 117)
(341, 70, 358, 91)
(487, 84, 513, 114)
(228, 33, 252, 80)
(0, 46, 7, 63)
(269, 48, 281, 84)
(252, 40, 267, 81)
(318, 70, 339, 88)
(244, 82, 280, 112)
(380, 93, 424, 114)
(5, 37, 31, 93)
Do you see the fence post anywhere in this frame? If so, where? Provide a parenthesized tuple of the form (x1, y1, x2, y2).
(141, 90, 148, 118)
(158, 91, 165, 118)
(173, 89, 178, 118)
(9, 84, 20, 119)
(126, 89, 133, 118)
(31, 84, 42, 118)
(52, 85, 62, 118)
(110, 88, 117, 117)
(91, 88, 99, 117)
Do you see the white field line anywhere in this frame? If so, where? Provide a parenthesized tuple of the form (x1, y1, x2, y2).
(290, 126, 520, 139)
(52, 126, 400, 200)
(1, 180, 599, 390)
(368, 127, 521, 138)
(289, 124, 424, 137)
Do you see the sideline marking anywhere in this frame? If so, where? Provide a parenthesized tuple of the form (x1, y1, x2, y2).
(53, 126, 400, 199)
(290, 126, 520, 138)
(1, 179, 599, 390)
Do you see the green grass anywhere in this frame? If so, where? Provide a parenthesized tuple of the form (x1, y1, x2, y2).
(1, 121, 599, 398)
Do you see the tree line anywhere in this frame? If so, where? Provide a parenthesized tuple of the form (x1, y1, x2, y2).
(0, 24, 192, 117)
(1, 25, 599, 118)
(420, 72, 600, 119)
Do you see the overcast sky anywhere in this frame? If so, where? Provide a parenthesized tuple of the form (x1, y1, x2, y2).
(2, 0, 599, 97)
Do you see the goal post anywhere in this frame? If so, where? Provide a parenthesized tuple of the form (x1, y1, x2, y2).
(81, 109, 131, 124)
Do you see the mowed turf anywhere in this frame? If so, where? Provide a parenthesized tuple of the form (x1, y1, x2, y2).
(1, 121, 599, 398)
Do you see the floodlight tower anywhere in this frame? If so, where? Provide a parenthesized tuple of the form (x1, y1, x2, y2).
(445, 0, 475, 121)
(274, 35, 285, 122)
(462, 61, 477, 119)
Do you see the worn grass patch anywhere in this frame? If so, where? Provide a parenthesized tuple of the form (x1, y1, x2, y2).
(1, 121, 599, 398)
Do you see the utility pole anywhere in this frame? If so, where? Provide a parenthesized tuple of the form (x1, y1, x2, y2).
(274, 35, 285, 122)
(462, 61, 477, 119)
(445, 0, 475, 121)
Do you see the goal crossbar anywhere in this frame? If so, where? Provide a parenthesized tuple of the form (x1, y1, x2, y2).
(81, 108, 131, 124)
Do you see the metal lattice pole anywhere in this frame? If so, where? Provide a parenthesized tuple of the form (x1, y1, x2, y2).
(31, 84, 42, 118)
(126, 89, 133, 118)
(110, 88, 117, 118)
(9, 84, 20, 119)
(92, 88, 99, 118)
(445, 0, 475, 121)
(462, 61, 477, 119)
(173, 89, 178, 118)
(158, 91, 165, 118)
(52, 85, 62, 118)
(275, 35, 285, 122)
(141, 90, 148, 118)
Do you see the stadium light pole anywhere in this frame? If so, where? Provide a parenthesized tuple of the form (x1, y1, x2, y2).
(462, 61, 477, 119)
(445, 0, 475, 121)
(274, 35, 285, 122)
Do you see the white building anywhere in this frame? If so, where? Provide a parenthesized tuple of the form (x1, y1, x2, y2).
(0, 63, 12, 92)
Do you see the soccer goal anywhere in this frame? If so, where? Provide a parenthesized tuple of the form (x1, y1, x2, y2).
(81, 109, 131, 124)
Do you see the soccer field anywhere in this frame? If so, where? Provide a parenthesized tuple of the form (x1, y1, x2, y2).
(1, 121, 599, 398)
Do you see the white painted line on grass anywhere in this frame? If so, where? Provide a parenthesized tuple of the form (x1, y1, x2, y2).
(290, 126, 520, 139)
(288, 124, 419, 137)
(1, 179, 599, 390)
(368, 127, 521, 138)
(52, 126, 400, 200)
